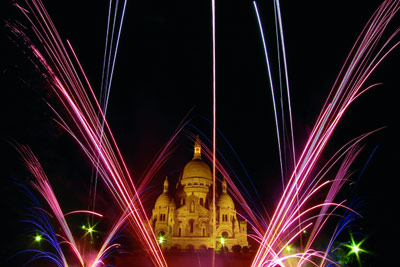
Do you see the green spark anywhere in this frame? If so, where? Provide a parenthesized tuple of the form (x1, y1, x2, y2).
(34, 234, 42, 242)
(344, 233, 369, 265)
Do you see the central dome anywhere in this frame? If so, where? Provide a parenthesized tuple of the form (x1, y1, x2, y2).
(182, 159, 212, 181)
(180, 137, 213, 190)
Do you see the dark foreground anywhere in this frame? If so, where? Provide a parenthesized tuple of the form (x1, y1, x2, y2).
(112, 250, 254, 267)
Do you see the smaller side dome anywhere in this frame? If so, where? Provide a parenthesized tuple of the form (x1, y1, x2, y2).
(217, 178, 234, 208)
(155, 177, 171, 207)
(155, 192, 172, 207)
(217, 193, 235, 209)
(176, 187, 187, 199)
(175, 187, 187, 207)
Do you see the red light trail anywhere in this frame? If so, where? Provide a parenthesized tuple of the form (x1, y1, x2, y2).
(4, 0, 400, 266)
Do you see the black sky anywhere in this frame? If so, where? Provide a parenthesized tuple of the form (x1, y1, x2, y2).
(1, 0, 399, 266)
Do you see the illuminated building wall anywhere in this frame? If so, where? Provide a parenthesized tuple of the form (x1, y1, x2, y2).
(150, 138, 248, 251)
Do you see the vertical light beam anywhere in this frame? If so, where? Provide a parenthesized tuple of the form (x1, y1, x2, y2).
(211, 0, 217, 265)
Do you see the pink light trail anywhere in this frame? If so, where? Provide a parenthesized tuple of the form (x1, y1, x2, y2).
(8, 0, 400, 266)
(251, 1, 400, 266)
(12, 0, 168, 266)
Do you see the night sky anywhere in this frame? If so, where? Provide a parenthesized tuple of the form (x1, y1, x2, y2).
(1, 0, 399, 266)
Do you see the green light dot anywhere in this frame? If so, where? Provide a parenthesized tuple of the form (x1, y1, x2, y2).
(352, 244, 360, 254)
(35, 235, 42, 242)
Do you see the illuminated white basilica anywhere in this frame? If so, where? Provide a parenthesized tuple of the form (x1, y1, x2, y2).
(150, 138, 248, 251)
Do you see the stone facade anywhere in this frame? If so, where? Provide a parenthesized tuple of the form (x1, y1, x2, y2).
(150, 138, 248, 251)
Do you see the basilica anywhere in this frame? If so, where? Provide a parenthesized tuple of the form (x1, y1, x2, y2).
(150, 138, 248, 251)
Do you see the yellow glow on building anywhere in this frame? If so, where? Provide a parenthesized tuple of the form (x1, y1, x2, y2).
(150, 137, 248, 251)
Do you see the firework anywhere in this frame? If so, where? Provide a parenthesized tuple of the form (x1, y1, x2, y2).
(251, 1, 400, 266)
(9, 0, 167, 266)
(14, 144, 132, 266)
(4, 0, 399, 266)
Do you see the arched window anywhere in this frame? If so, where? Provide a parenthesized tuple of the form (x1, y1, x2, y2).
(200, 198, 204, 206)
(161, 214, 166, 221)
(189, 219, 194, 233)
(200, 222, 206, 236)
